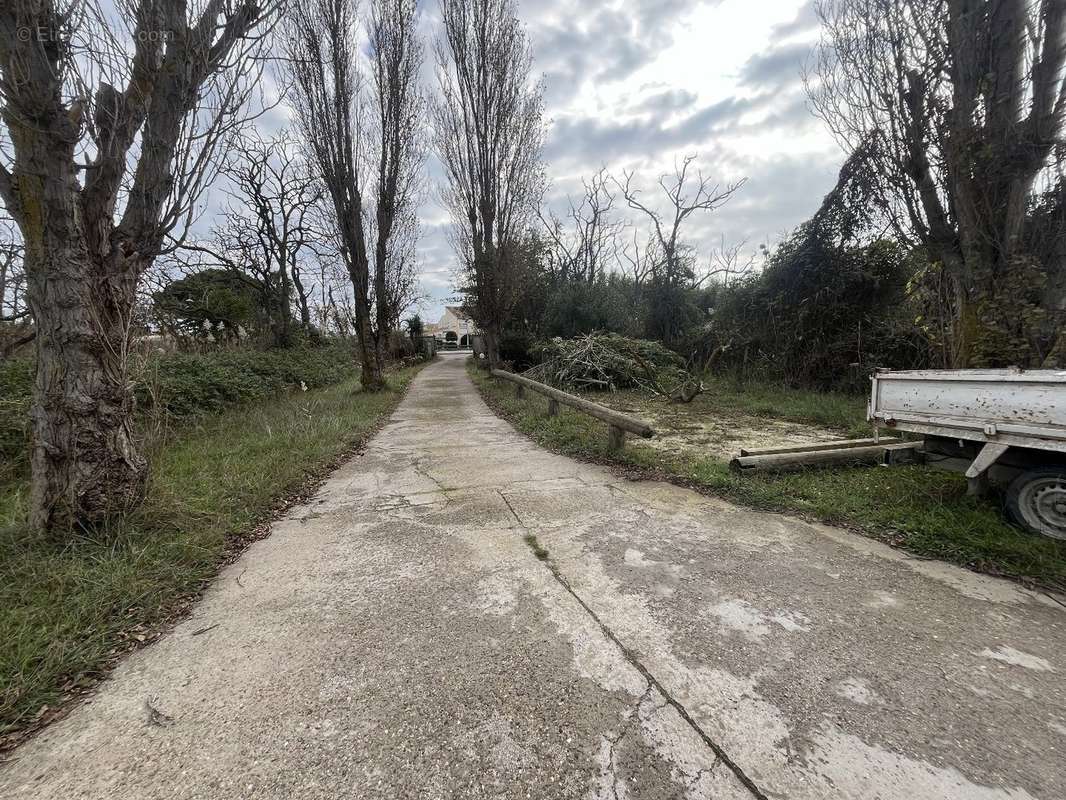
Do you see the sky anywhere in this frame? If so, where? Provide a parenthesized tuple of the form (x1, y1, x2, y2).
(415, 0, 843, 323)
(166, 0, 841, 325)
(1, 0, 844, 325)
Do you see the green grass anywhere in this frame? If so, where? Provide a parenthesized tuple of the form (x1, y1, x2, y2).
(0, 364, 423, 744)
(470, 362, 1066, 592)
(604, 377, 869, 437)
(696, 374, 870, 436)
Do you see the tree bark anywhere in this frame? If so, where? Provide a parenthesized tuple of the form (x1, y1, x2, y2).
(349, 252, 386, 389)
(291, 268, 313, 330)
(482, 324, 501, 368)
(22, 169, 147, 532)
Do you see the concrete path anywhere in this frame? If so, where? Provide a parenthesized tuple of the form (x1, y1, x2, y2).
(4, 353, 1065, 800)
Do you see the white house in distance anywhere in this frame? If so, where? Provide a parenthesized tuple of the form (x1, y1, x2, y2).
(424, 306, 477, 349)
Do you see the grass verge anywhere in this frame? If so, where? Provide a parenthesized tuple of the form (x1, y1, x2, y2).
(0, 362, 425, 750)
(470, 361, 1066, 593)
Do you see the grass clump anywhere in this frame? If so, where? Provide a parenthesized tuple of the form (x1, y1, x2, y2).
(0, 362, 423, 745)
(523, 533, 550, 561)
(0, 359, 33, 485)
(470, 361, 1066, 591)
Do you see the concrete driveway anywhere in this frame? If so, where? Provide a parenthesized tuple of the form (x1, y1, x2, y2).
(3, 353, 1064, 799)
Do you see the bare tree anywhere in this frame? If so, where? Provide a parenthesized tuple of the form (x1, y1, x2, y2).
(433, 0, 545, 367)
(180, 130, 323, 346)
(696, 236, 757, 290)
(809, 0, 1066, 367)
(619, 229, 662, 288)
(285, 0, 379, 386)
(617, 156, 744, 289)
(302, 218, 356, 335)
(538, 168, 623, 283)
(369, 0, 426, 362)
(285, 0, 424, 389)
(0, 0, 279, 535)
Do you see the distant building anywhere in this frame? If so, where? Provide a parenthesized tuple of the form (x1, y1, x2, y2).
(424, 306, 477, 348)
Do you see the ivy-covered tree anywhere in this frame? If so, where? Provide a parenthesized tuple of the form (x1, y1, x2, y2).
(705, 143, 929, 388)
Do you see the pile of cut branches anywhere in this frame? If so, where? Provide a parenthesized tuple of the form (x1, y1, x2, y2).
(525, 333, 704, 402)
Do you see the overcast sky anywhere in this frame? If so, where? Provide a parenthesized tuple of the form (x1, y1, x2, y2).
(415, 0, 842, 323)
(189, 0, 841, 324)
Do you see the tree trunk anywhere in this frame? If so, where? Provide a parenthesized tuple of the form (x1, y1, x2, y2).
(8, 123, 148, 535)
(357, 334, 385, 390)
(482, 324, 502, 369)
(291, 268, 313, 329)
(266, 286, 291, 348)
(354, 293, 385, 391)
(25, 245, 147, 535)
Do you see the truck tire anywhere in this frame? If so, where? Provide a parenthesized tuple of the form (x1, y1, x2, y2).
(1006, 467, 1066, 540)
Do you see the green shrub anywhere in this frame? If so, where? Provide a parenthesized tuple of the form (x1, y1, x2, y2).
(0, 344, 358, 477)
(704, 237, 928, 391)
(0, 360, 32, 483)
(498, 328, 538, 370)
(701, 144, 930, 391)
(540, 276, 643, 340)
(135, 345, 356, 418)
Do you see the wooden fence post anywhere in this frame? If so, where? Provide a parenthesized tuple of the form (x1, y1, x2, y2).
(489, 369, 656, 444)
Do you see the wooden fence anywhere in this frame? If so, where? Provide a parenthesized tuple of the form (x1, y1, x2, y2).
(491, 369, 655, 451)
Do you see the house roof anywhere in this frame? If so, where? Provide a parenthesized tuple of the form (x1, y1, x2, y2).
(444, 306, 471, 321)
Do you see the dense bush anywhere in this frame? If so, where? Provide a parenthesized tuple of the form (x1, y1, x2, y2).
(134, 344, 357, 417)
(699, 144, 931, 390)
(641, 279, 706, 350)
(703, 236, 927, 390)
(152, 268, 262, 343)
(384, 330, 416, 362)
(0, 344, 359, 476)
(497, 328, 538, 371)
(539, 276, 643, 340)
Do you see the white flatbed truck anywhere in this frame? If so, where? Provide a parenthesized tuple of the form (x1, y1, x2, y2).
(869, 368, 1066, 540)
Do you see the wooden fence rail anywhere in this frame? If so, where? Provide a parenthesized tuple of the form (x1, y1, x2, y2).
(490, 369, 655, 451)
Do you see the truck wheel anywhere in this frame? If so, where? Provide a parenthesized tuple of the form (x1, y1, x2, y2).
(1006, 468, 1066, 540)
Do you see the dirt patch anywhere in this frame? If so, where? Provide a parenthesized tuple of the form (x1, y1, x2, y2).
(607, 400, 848, 461)
(636, 414, 844, 460)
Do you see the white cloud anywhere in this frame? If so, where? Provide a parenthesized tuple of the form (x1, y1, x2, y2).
(418, 0, 842, 323)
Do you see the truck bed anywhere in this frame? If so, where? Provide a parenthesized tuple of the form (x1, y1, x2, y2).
(868, 368, 1066, 453)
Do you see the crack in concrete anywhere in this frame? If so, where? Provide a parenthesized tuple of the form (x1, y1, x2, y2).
(411, 458, 449, 493)
(520, 537, 770, 800)
(497, 490, 524, 527)
(684, 759, 722, 794)
(1042, 591, 1066, 610)
(603, 683, 655, 800)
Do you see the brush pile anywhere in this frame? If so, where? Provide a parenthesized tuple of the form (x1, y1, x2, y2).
(524, 333, 704, 401)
